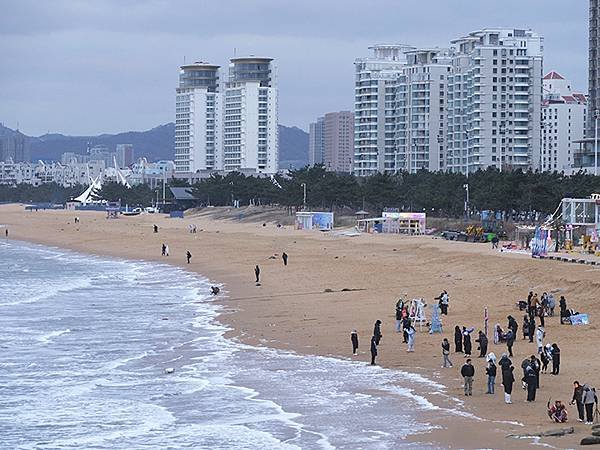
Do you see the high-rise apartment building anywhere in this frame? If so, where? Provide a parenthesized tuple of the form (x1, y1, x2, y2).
(174, 62, 221, 173)
(393, 48, 452, 172)
(174, 57, 278, 175)
(323, 111, 354, 172)
(354, 44, 414, 176)
(309, 116, 325, 166)
(447, 28, 543, 174)
(116, 144, 135, 168)
(222, 57, 278, 174)
(541, 71, 587, 173)
(0, 130, 29, 163)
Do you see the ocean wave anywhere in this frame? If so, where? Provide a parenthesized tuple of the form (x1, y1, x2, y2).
(37, 329, 71, 345)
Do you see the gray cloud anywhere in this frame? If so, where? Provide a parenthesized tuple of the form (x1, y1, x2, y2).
(0, 0, 588, 136)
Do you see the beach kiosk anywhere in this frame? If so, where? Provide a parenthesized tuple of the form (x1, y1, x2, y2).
(106, 201, 121, 219)
(295, 211, 334, 231)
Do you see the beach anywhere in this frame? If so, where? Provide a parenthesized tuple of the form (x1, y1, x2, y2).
(2, 203, 600, 448)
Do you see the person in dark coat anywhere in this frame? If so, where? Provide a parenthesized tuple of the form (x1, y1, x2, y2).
(528, 315, 536, 343)
(402, 317, 411, 343)
(486, 359, 497, 394)
(373, 320, 382, 345)
(525, 365, 537, 401)
(507, 315, 518, 336)
(551, 343, 561, 375)
(463, 327, 472, 357)
(476, 331, 488, 358)
(282, 252, 288, 266)
(454, 325, 463, 353)
(461, 359, 475, 396)
(370, 336, 378, 365)
(522, 315, 530, 340)
(505, 329, 515, 357)
(570, 380, 585, 422)
(559, 296, 567, 321)
(186, 250, 192, 264)
(161, 243, 166, 256)
(254, 265, 261, 283)
(350, 330, 359, 355)
(502, 365, 515, 404)
(529, 354, 541, 389)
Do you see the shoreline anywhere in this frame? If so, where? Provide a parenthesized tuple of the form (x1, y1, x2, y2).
(3, 204, 599, 448)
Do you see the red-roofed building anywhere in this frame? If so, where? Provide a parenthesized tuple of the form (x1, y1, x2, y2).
(542, 71, 587, 173)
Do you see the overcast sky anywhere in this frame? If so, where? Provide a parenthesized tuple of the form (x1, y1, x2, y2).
(0, 0, 589, 136)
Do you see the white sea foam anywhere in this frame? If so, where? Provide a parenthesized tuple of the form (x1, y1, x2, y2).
(37, 328, 71, 344)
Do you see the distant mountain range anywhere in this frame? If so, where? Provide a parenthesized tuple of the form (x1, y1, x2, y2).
(0, 122, 309, 169)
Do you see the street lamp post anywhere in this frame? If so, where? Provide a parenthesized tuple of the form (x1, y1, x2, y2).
(463, 183, 470, 219)
(300, 182, 307, 210)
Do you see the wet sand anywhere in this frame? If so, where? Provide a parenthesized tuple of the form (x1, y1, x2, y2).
(2, 203, 599, 448)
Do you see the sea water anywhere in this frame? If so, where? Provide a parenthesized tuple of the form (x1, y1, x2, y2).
(0, 241, 444, 449)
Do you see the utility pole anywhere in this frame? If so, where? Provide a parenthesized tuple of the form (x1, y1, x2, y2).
(595, 109, 599, 176)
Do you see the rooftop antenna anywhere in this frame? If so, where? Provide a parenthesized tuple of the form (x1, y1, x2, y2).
(234, 47, 237, 56)
(183, 55, 186, 64)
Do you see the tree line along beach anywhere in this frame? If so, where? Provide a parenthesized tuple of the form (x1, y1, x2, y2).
(2, 203, 600, 448)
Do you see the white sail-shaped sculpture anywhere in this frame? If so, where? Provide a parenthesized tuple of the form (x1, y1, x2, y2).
(74, 175, 102, 204)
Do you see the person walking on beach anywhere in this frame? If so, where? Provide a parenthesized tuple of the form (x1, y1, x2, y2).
(583, 384, 598, 424)
(395, 302, 403, 332)
(161, 243, 166, 256)
(454, 326, 463, 353)
(186, 250, 192, 264)
(523, 315, 531, 341)
(541, 344, 552, 373)
(370, 336, 378, 365)
(441, 338, 453, 368)
(4, 228, 8, 238)
(571, 381, 585, 422)
(402, 316, 411, 343)
(506, 328, 515, 357)
(461, 359, 475, 396)
(525, 365, 537, 402)
(551, 343, 561, 375)
(373, 320, 382, 345)
(486, 358, 497, 394)
(535, 325, 545, 354)
(463, 327, 473, 357)
(165, 244, 169, 256)
(282, 252, 288, 266)
(476, 330, 488, 358)
(406, 325, 415, 352)
(351, 330, 359, 355)
(153, 224, 158, 233)
(502, 365, 515, 404)
(507, 315, 518, 336)
(254, 265, 261, 283)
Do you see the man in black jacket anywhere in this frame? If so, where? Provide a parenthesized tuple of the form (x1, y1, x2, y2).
(570, 380, 585, 422)
(461, 359, 475, 396)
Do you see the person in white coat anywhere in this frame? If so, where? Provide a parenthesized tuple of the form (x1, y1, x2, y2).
(535, 325, 545, 354)
(407, 325, 416, 352)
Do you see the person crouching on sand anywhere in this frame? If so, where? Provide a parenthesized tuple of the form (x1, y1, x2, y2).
(441, 338, 452, 368)
(548, 400, 568, 423)
(370, 336, 378, 365)
(351, 330, 359, 355)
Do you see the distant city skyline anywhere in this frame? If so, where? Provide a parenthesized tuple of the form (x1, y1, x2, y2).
(0, 0, 588, 136)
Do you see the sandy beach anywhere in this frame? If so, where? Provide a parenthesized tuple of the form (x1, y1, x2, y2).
(2, 203, 600, 448)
